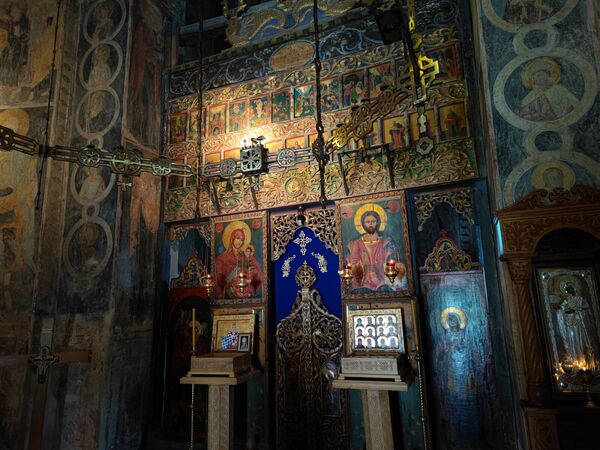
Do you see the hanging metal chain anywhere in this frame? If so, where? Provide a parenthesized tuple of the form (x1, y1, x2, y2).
(189, 383, 195, 450)
(35, 0, 63, 209)
(311, 0, 328, 208)
(194, 3, 205, 220)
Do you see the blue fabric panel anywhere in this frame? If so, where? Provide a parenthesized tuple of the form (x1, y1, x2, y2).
(274, 226, 341, 323)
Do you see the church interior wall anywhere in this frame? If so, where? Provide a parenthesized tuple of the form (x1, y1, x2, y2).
(0, 0, 175, 448)
(158, 1, 519, 449)
(0, 0, 597, 449)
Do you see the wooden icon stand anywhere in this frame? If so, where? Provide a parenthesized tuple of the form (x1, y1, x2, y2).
(181, 354, 259, 450)
(333, 356, 411, 450)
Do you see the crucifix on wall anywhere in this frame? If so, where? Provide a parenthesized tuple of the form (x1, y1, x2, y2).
(0, 343, 91, 450)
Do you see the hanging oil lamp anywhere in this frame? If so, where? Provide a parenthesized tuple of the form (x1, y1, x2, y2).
(340, 263, 353, 288)
(203, 272, 215, 296)
(237, 271, 249, 293)
(385, 259, 399, 284)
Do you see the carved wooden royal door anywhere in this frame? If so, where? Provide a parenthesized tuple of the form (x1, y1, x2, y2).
(276, 261, 345, 449)
(270, 210, 346, 449)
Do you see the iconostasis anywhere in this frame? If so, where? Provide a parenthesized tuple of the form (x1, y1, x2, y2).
(159, 2, 515, 450)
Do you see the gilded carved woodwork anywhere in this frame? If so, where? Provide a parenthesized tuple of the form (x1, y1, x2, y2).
(276, 261, 345, 448)
(169, 222, 211, 245)
(497, 186, 600, 407)
(422, 230, 479, 273)
(271, 208, 338, 260)
(164, 138, 477, 221)
(414, 188, 474, 231)
(328, 87, 410, 152)
(524, 409, 560, 450)
(171, 253, 207, 289)
(498, 186, 600, 255)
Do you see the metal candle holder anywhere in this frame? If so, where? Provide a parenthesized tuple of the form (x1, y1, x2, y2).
(237, 271, 249, 294)
(340, 264, 353, 289)
(203, 272, 215, 296)
(384, 260, 399, 284)
(558, 358, 599, 408)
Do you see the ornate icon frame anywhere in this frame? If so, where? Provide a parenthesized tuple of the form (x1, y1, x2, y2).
(344, 298, 420, 358)
(534, 264, 600, 397)
(347, 307, 405, 354)
(336, 191, 413, 300)
(211, 211, 268, 306)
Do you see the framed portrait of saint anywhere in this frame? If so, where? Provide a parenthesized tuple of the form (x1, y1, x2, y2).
(212, 212, 268, 305)
(211, 314, 256, 353)
(337, 192, 413, 299)
(535, 266, 600, 396)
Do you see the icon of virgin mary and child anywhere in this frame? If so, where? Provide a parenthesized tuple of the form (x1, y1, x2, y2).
(215, 220, 263, 299)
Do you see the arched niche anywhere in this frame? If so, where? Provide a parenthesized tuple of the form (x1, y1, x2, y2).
(497, 186, 600, 450)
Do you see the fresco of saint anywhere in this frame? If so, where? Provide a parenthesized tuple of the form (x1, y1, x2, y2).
(519, 57, 578, 122)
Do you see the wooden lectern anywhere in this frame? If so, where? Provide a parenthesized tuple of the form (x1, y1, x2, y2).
(181, 353, 259, 450)
(333, 355, 411, 450)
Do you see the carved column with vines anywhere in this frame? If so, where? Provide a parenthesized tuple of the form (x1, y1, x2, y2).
(506, 257, 548, 405)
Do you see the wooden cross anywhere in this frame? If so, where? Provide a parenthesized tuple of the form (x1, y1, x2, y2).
(0, 345, 91, 450)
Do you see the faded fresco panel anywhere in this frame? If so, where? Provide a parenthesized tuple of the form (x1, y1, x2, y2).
(124, 0, 166, 152)
(0, 1, 57, 106)
(0, 0, 59, 441)
(479, 0, 600, 205)
(421, 271, 500, 450)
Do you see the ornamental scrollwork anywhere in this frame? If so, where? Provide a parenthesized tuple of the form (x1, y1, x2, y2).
(500, 186, 600, 213)
(497, 186, 600, 255)
(271, 208, 338, 260)
(282, 255, 297, 278)
(414, 188, 474, 231)
(311, 252, 328, 273)
(170, 253, 207, 289)
(276, 259, 344, 448)
(422, 230, 479, 273)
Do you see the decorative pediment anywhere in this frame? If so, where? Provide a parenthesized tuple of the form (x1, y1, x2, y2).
(497, 186, 600, 256)
(422, 230, 479, 273)
(170, 253, 207, 289)
(414, 188, 474, 231)
(271, 208, 338, 260)
(169, 222, 211, 244)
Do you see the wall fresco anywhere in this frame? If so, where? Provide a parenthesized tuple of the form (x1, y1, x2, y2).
(478, 0, 600, 205)
(0, 0, 59, 446)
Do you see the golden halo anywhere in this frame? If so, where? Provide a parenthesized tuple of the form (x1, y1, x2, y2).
(532, 161, 575, 191)
(222, 220, 251, 251)
(521, 57, 561, 90)
(0, 108, 30, 136)
(354, 203, 387, 234)
(440, 306, 467, 330)
(558, 275, 581, 294)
